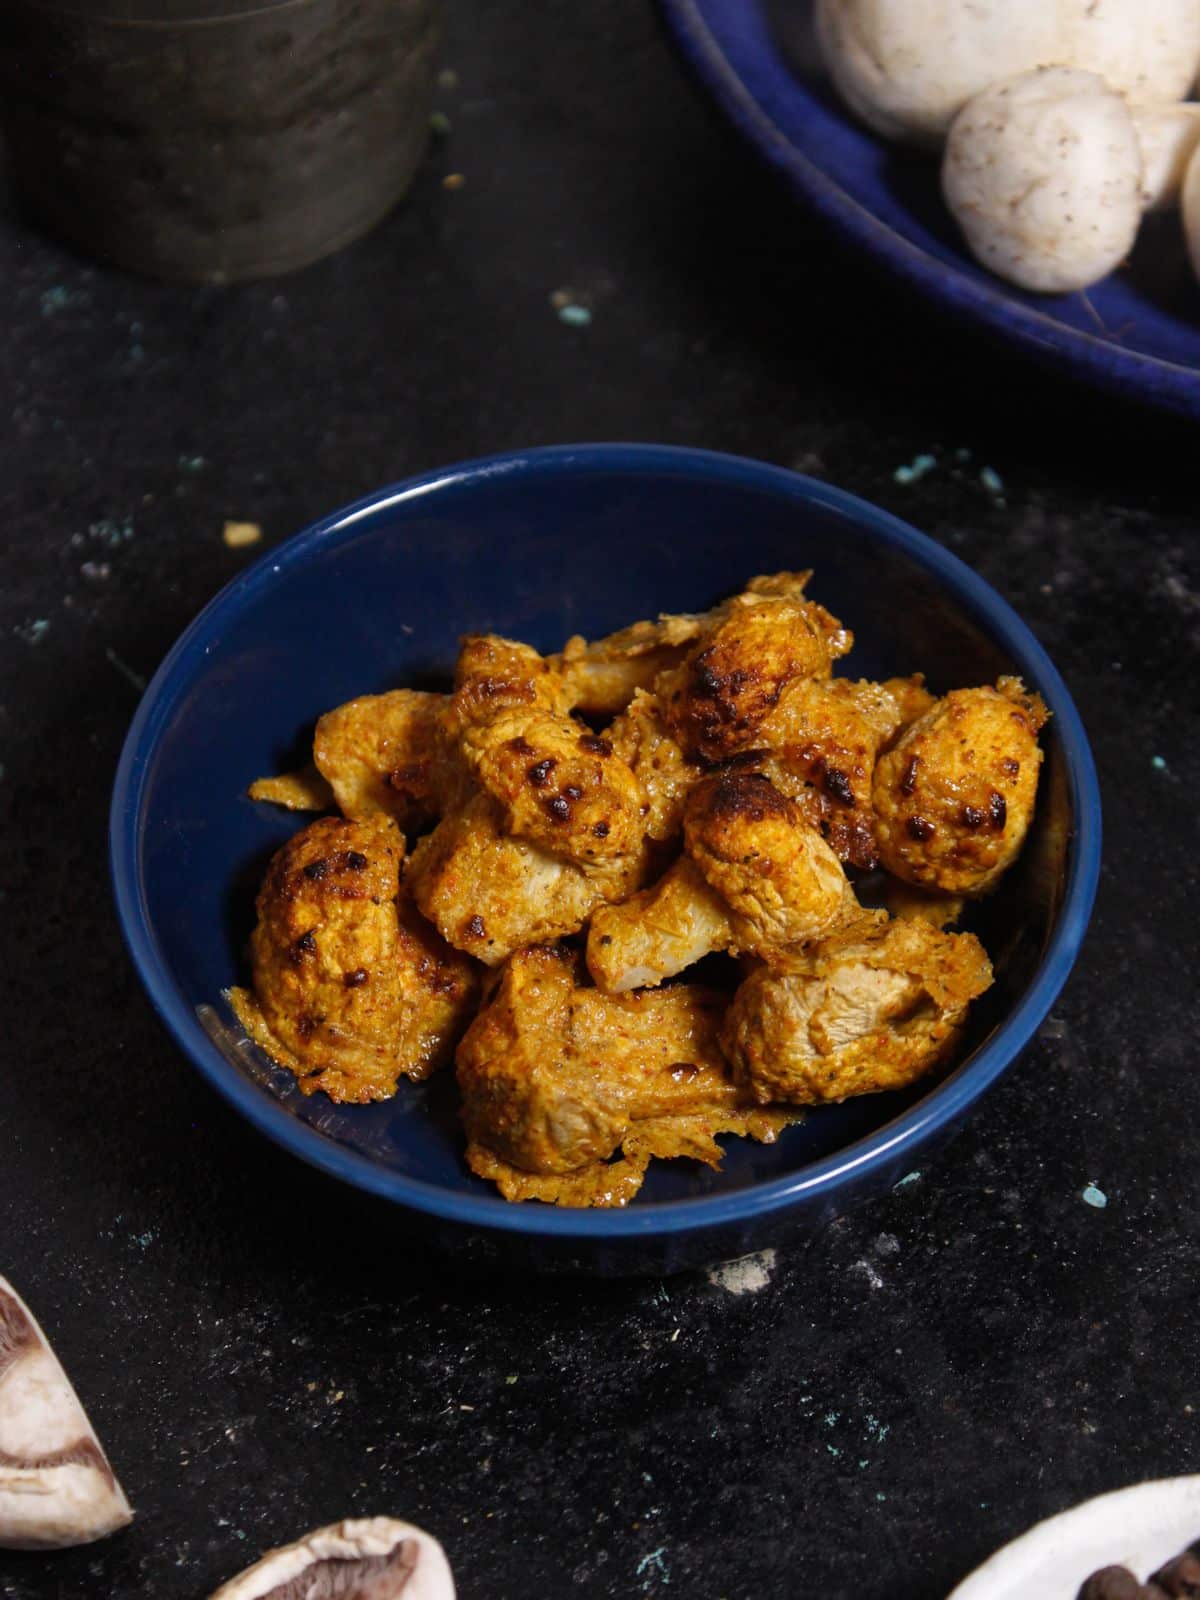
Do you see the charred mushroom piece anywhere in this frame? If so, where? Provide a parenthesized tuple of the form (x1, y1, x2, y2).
(0, 1277, 132, 1549)
(209, 1517, 454, 1600)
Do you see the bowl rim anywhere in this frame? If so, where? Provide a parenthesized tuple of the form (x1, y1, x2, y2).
(110, 442, 1102, 1241)
(656, 0, 1200, 421)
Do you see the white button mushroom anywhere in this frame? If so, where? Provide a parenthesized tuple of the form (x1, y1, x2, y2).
(1062, 0, 1200, 105)
(0, 1276, 133, 1550)
(1181, 137, 1200, 280)
(1133, 101, 1200, 211)
(942, 67, 1144, 292)
(815, 0, 1061, 144)
(208, 1518, 455, 1600)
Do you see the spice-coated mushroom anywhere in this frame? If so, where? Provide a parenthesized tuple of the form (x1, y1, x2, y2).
(0, 1276, 133, 1550)
(208, 1517, 455, 1600)
(942, 67, 1144, 292)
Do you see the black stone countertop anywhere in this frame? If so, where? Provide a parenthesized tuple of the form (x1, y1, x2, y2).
(2, 5, 1199, 1598)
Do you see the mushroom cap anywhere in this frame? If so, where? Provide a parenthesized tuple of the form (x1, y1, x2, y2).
(815, 0, 1062, 144)
(1061, 0, 1200, 104)
(0, 1276, 133, 1550)
(1181, 137, 1200, 280)
(942, 66, 1144, 292)
(209, 1517, 455, 1600)
(1134, 101, 1200, 212)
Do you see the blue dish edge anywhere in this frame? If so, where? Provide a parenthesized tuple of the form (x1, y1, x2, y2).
(657, 0, 1200, 421)
(109, 442, 1103, 1243)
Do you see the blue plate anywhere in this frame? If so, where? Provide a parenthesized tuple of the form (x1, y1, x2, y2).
(110, 445, 1100, 1275)
(659, 0, 1200, 419)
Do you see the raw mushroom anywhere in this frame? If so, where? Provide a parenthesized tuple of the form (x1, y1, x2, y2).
(1182, 136, 1200, 281)
(1135, 102, 1200, 211)
(0, 1276, 133, 1549)
(942, 67, 1144, 292)
(1063, 0, 1200, 106)
(209, 1517, 455, 1600)
(815, 0, 1200, 145)
(814, 0, 1061, 144)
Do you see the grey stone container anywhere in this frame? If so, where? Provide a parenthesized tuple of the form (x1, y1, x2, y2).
(0, 0, 440, 282)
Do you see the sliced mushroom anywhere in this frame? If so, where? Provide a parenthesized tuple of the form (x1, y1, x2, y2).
(0, 1276, 133, 1549)
(209, 1517, 455, 1600)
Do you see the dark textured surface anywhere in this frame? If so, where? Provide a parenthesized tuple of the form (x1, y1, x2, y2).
(1, 4, 1198, 1598)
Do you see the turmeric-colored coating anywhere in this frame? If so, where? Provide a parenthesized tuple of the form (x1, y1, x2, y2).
(457, 946, 796, 1205)
(872, 677, 1048, 895)
(237, 570, 1042, 1205)
(722, 914, 993, 1107)
(235, 815, 477, 1102)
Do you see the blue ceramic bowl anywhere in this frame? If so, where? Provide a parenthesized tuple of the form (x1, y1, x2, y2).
(110, 445, 1100, 1275)
(658, 0, 1200, 419)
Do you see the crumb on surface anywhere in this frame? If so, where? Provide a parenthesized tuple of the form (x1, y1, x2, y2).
(223, 521, 262, 549)
(557, 303, 592, 327)
(1082, 1182, 1108, 1209)
(443, 172, 466, 191)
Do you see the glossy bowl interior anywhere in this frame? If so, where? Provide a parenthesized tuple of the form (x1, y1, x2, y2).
(111, 445, 1100, 1273)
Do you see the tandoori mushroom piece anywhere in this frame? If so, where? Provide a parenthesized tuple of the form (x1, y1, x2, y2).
(871, 676, 1048, 896)
(406, 791, 639, 967)
(587, 772, 852, 993)
(657, 582, 852, 762)
(0, 1277, 133, 1550)
(754, 674, 935, 869)
(208, 1517, 455, 1600)
(456, 946, 794, 1206)
(722, 914, 994, 1107)
(312, 688, 466, 835)
(230, 814, 478, 1101)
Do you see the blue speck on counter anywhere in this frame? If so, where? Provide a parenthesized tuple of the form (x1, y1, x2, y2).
(557, 303, 592, 328)
(40, 285, 88, 317)
(635, 1546, 668, 1585)
(1152, 755, 1167, 771)
(894, 1170, 922, 1188)
(980, 465, 1005, 495)
(178, 455, 206, 474)
(1082, 1183, 1108, 1209)
(894, 453, 936, 485)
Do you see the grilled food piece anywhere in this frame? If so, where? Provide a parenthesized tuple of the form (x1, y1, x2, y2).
(587, 772, 852, 992)
(872, 677, 1048, 895)
(231, 815, 477, 1101)
(722, 913, 993, 1106)
(312, 688, 464, 834)
(457, 946, 794, 1206)
(658, 578, 853, 761)
(755, 674, 935, 868)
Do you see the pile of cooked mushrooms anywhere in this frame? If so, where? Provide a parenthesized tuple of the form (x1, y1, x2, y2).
(816, 0, 1200, 292)
(234, 571, 1048, 1208)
